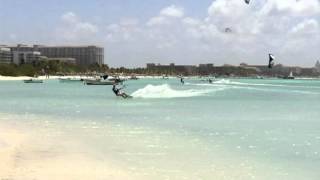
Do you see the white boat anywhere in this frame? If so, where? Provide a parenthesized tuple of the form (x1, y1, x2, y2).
(58, 78, 83, 83)
(283, 71, 295, 79)
(84, 79, 114, 85)
(23, 78, 43, 83)
(129, 75, 139, 80)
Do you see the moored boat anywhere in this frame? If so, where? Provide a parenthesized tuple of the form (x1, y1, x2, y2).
(23, 79, 43, 83)
(58, 78, 83, 83)
(84, 79, 114, 85)
(283, 71, 295, 79)
(129, 75, 139, 80)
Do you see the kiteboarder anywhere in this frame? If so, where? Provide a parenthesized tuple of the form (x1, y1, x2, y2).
(112, 84, 130, 99)
(268, 54, 275, 69)
(180, 77, 185, 84)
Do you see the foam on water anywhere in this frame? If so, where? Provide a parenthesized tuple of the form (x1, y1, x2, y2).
(131, 84, 220, 98)
(213, 79, 320, 89)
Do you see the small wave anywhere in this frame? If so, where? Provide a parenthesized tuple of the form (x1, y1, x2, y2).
(213, 79, 232, 84)
(131, 84, 220, 99)
(188, 79, 320, 95)
(207, 79, 320, 89)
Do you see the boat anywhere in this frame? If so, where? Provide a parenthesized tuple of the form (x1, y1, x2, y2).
(83, 79, 101, 83)
(84, 79, 114, 85)
(129, 75, 139, 80)
(108, 77, 125, 83)
(58, 78, 83, 83)
(283, 71, 295, 79)
(23, 79, 43, 83)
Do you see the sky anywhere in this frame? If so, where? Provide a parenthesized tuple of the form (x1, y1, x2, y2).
(0, 0, 320, 67)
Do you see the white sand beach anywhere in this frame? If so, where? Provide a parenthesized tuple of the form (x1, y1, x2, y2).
(0, 114, 133, 180)
(0, 121, 27, 178)
(0, 75, 79, 81)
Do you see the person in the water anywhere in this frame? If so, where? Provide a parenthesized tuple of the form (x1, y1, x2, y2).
(112, 84, 130, 98)
(180, 77, 184, 84)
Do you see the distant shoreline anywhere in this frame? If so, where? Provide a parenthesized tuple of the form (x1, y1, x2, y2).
(0, 75, 319, 81)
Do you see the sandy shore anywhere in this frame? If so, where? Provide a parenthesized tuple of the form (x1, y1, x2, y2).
(0, 75, 178, 81)
(0, 121, 27, 178)
(0, 115, 133, 180)
(0, 75, 83, 81)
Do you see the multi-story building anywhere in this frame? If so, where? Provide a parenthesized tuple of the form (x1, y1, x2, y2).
(12, 51, 41, 64)
(8, 44, 41, 64)
(39, 57, 76, 64)
(0, 46, 12, 64)
(8, 44, 104, 66)
(38, 45, 104, 66)
(146, 63, 198, 75)
(199, 64, 214, 75)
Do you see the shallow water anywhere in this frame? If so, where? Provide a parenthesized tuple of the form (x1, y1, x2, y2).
(0, 78, 320, 179)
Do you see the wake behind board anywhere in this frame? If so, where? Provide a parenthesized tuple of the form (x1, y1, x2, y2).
(124, 95, 133, 99)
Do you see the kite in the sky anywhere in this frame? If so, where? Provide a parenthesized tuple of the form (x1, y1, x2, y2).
(224, 28, 232, 33)
(244, 0, 250, 4)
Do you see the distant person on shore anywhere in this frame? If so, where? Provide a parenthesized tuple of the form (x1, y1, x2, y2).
(112, 84, 130, 99)
(45, 65, 50, 79)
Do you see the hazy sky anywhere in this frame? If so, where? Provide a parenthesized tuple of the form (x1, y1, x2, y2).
(0, 0, 319, 67)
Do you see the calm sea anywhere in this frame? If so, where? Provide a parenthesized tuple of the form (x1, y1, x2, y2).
(0, 78, 320, 179)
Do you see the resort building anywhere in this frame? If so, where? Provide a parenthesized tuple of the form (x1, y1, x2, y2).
(0, 46, 12, 64)
(146, 63, 198, 75)
(7, 44, 41, 64)
(7, 44, 104, 66)
(199, 64, 214, 75)
(39, 57, 76, 64)
(12, 51, 41, 64)
(38, 45, 104, 66)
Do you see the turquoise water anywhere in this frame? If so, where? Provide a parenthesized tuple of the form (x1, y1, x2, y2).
(0, 78, 320, 179)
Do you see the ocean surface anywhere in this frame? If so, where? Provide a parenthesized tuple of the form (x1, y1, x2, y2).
(0, 78, 320, 179)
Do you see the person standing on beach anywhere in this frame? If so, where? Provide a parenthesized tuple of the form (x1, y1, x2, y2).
(45, 65, 50, 79)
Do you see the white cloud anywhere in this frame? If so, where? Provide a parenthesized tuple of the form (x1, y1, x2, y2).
(53, 2, 320, 67)
(147, 16, 167, 26)
(147, 5, 184, 26)
(105, 19, 142, 42)
(160, 5, 184, 18)
(182, 17, 201, 26)
(56, 12, 99, 43)
(265, 0, 320, 17)
(290, 19, 319, 35)
(61, 12, 78, 24)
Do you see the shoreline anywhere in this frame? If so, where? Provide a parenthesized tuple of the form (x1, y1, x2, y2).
(0, 75, 319, 81)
